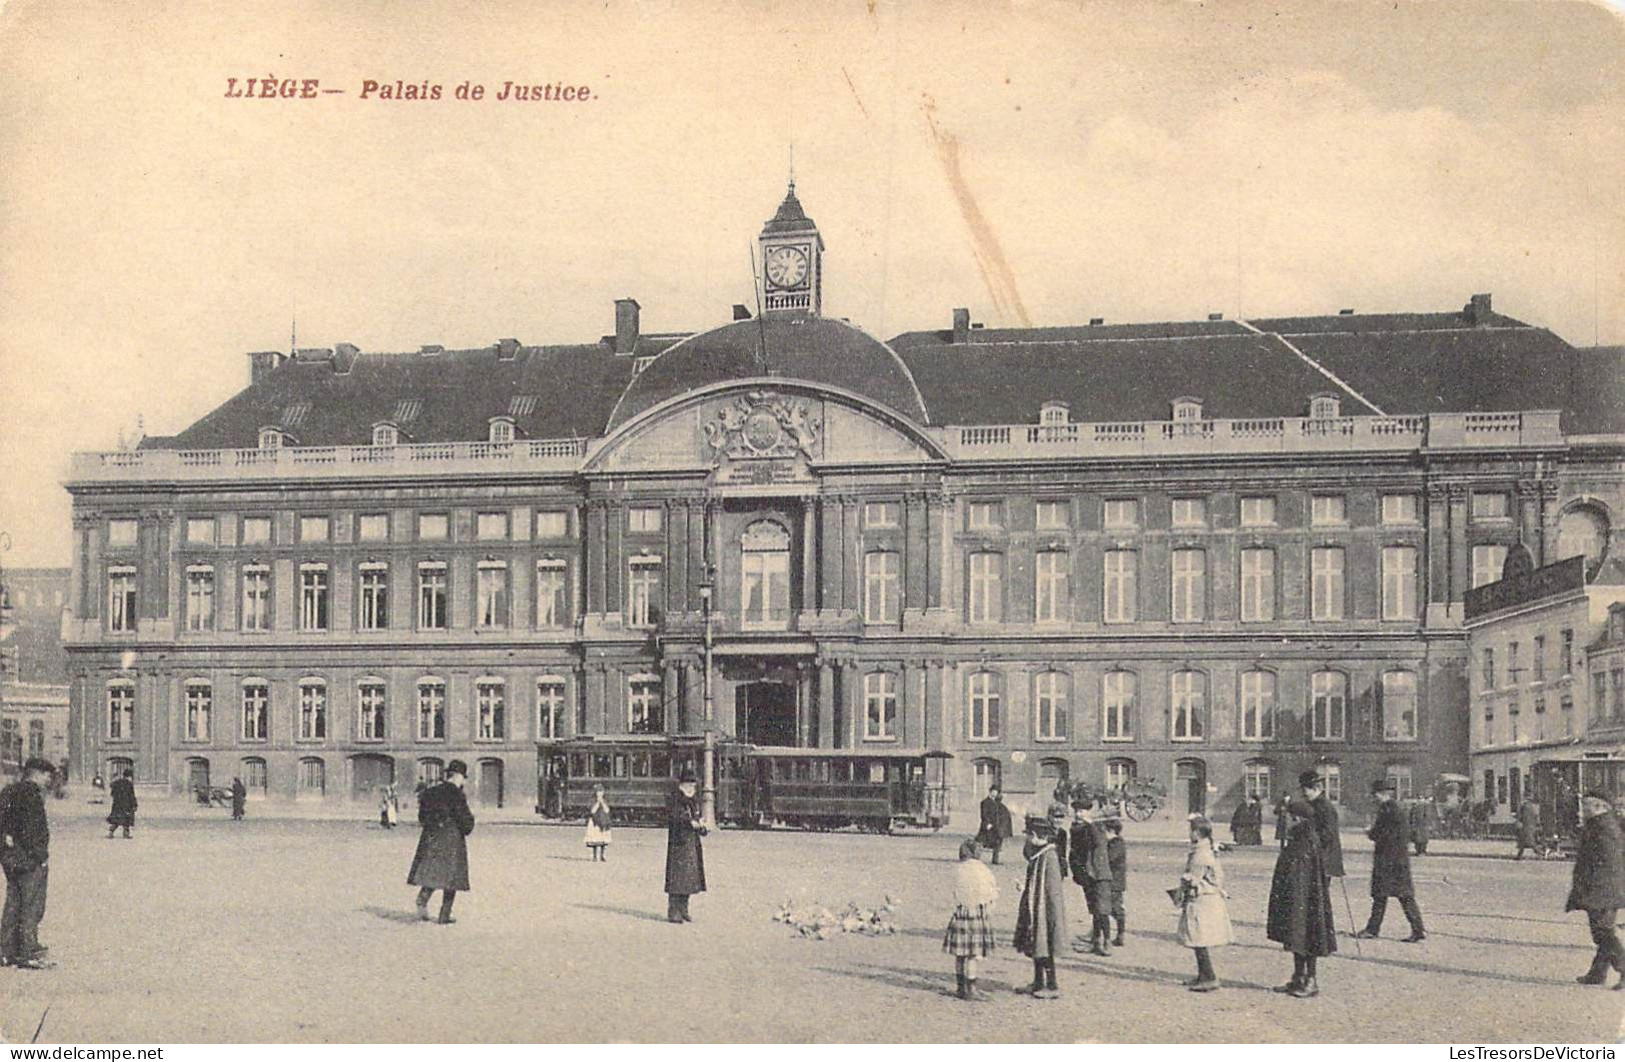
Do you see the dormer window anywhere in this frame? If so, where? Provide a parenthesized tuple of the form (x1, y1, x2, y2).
(1309, 394, 1342, 419)
(258, 427, 284, 450)
(488, 417, 515, 444)
(1171, 397, 1204, 422)
(1040, 401, 1070, 426)
(372, 423, 399, 447)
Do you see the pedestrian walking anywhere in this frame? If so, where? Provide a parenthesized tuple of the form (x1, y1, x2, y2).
(1566, 789, 1624, 989)
(1515, 795, 1542, 859)
(1274, 791, 1292, 849)
(1408, 799, 1430, 855)
(1229, 801, 1249, 847)
(1013, 814, 1066, 999)
(1354, 778, 1425, 942)
(1266, 770, 1339, 998)
(1105, 816, 1128, 946)
(230, 776, 247, 821)
(407, 761, 475, 925)
(975, 786, 1013, 865)
(1175, 815, 1233, 992)
(584, 784, 613, 861)
(0, 758, 56, 970)
(90, 773, 106, 805)
(106, 768, 137, 839)
(664, 769, 706, 923)
(1068, 801, 1114, 955)
(942, 838, 998, 1001)
(1244, 794, 1265, 845)
(379, 785, 399, 829)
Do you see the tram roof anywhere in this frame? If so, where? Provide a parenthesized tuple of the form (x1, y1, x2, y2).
(744, 745, 951, 759)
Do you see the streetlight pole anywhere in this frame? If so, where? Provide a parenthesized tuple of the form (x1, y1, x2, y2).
(698, 569, 717, 827)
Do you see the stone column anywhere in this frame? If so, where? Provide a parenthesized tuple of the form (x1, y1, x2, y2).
(669, 500, 687, 615)
(818, 660, 836, 748)
(1518, 481, 1541, 556)
(926, 492, 948, 609)
(1538, 480, 1560, 565)
(682, 661, 700, 734)
(797, 662, 813, 747)
(587, 663, 608, 735)
(663, 661, 680, 734)
(687, 502, 707, 604)
(841, 499, 861, 614)
(72, 515, 97, 621)
(840, 659, 860, 748)
(819, 496, 842, 610)
(1448, 485, 1469, 602)
(1425, 483, 1450, 607)
(903, 660, 925, 746)
(905, 493, 928, 610)
(585, 502, 607, 614)
(605, 503, 624, 616)
(801, 500, 818, 613)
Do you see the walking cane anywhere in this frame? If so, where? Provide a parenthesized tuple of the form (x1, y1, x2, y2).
(1337, 875, 1362, 957)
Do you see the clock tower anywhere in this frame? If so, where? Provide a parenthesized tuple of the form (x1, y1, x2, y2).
(759, 179, 823, 316)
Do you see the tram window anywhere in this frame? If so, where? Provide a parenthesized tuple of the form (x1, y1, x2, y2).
(613, 754, 630, 779)
(651, 752, 670, 777)
(831, 761, 851, 783)
(591, 753, 612, 778)
(631, 752, 650, 778)
(869, 762, 887, 784)
(570, 753, 588, 777)
(815, 760, 831, 783)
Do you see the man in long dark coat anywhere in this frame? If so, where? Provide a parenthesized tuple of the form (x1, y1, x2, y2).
(976, 786, 1013, 865)
(1355, 778, 1425, 942)
(665, 770, 706, 923)
(1515, 795, 1542, 859)
(408, 760, 474, 924)
(1, 759, 56, 969)
(106, 769, 137, 839)
(1068, 803, 1114, 955)
(1408, 799, 1430, 855)
(229, 776, 247, 821)
(1566, 789, 1625, 989)
(1267, 770, 1338, 997)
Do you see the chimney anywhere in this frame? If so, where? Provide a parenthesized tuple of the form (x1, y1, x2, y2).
(419, 344, 444, 356)
(1089, 317, 1105, 326)
(1465, 292, 1493, 326)
(247, 351, 286, 385)
(614, 298, 641, 354)
(732, 304, 752, 321)
(495, 338, 520, 361)
(1207, 312, 1224, 321)
(952, 307, 970, 344)
(1338, 308, 1355, 316)
(333, 342, 360, 374)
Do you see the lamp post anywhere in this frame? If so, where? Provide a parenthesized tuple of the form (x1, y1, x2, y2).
(698, 569, 717, 827)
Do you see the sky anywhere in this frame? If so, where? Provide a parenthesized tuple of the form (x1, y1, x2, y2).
(1, 0, 1622, 567)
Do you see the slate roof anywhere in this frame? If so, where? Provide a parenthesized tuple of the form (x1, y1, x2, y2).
(760, 182, 819, 237)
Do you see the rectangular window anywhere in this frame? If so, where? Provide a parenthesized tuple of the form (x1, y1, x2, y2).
(358, 565, 389, 631)
(536, 679, 566, 739)
(1381, 546, 1418, 621)
(476, 564, 509, 628)
(299, 516, 330, 543)
(1311, 547, 1346, 620)
(185, 567, 215, 632)
(1171, 671, 1205, 741)
(107, 684, 135, 740)
(1383, 671, 1418, 741)
(1240, 496, 1276, 527)
(417, 564, 448, 630)
(1322, 765, 1342, 805)
(241, 567, 270, 632)
(1035, 550, 1070, 624)
(358, 514, 390, 542)
(1034, 500, 1069, 529)
(627, 556, 663, 628)
(1311, 495, 1346, 525)
(476, 681, 506, 740)
(107, 567, 137, 633)
(1382, 494, 1419, 524)
(1240, 548, 1276, 622)
(358, 682, 387, 741)
(968, 673, 1001, 740)
(967, 552, 1003, 623)
(535, 561, 568, 629)
(1483, 647, 1496, 691)
(108, 518, 139, 548)
(186, 517, 216, 545)
(1473, 544, 1509, 589)
(298, 684, 327, 740)
(1613, 670, 1624, 722)
(1103, 498, 1139, 529)
(627, 506, 663, 533)
(1386, 764, 1413, 801)
(864, 501, 900, 528)
(1593, 672, 1608, 722)
(967, 501, 1002, 530)
(1102, 671, 1136, 741)
(1103, 550, 1138, 623)
(299, 565, 329, 631)
(864, 672, 897, 740)
(1472, 492, 1510, 520)
(241, 683, 268, 742)
(534, 510, 569, 538)
(418, 513, 449, 541)
(1171, 498, 1207, 527)
(1240, 671, 1276, 740)
(1311, 672, 1347, 740)
(628, 677, 662, 734)
(864, 551, 901, 624)
(1171, 549, 1206, 622)
(1561, 629, 1574, 676)
(1533, 635, 1546, 682)
(184, 684, 211, 741)
(1243, 763, 1273, 801)
(241, 516, 272, 545)
(1106, 760, 1136, 791)
(1034, 671, 1068, 741)
(417, 682, 446, 741)
(476, 511, 509, 541)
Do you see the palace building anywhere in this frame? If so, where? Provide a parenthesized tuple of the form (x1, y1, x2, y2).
(61, 183, 1625, 820)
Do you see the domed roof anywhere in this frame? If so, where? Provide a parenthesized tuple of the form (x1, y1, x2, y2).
(605, 315, 931, 431)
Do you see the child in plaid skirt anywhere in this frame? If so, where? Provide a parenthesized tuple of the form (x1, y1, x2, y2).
(943, 838, 999, 1000)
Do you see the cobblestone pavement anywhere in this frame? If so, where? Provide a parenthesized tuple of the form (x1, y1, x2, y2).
(1, 807, 1620, 1043)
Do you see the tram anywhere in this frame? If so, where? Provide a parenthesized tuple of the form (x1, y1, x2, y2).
(1528, 757, 1625, 839)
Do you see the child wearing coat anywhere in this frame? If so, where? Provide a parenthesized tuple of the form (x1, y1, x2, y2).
(942, 838, 998, 1000)
(1176, 815, 1234, 992)
(1105, 817, 1128, 946)
(1013, 814, 1067, 999)
(584, 785, 612, 861)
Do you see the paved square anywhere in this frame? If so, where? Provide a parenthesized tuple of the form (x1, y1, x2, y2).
(2, 807, 1620, 1043)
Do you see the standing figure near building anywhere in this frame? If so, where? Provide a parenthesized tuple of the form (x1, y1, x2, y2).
(408, 760, 474, 925)
(942, 838, 997, 1001)
(1355, 779, 1425, 942)
(976, 786, 1012, 865)
(1274, 792, 1292, 849)
(584, 784, 613, 862)
(379, 785, 399, 829)
(106, 769, 137, 839)
(1409, 799, 1430, 856)
(1229, 801, 1250, 847)
(1176, 815, 1233, 992)
(1105, 817, 1128, 946)
(1013, 814, 1066, 999)
(1069, 802, 1114, 956)
(230, 776, 247, 821)
(1566, 790, 1624, 989)
(0, 758, 56, 969)
(665, 770, 706, 923)
(1515, 794, 1543, 859)
(1266, 771, 1339, 998)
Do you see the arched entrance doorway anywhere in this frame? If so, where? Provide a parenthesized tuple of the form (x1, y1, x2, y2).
(477, 758, 505, 807)
(185, 757, 210, 793)
(1173, 758, 1207, 817)
(350, 753, 395, 801)
(736, 681, 797, 747)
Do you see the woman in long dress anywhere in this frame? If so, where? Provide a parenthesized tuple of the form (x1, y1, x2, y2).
(584, 785, 612, 861)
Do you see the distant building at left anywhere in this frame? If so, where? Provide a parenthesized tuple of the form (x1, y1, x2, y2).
(0, 567, 71, 779)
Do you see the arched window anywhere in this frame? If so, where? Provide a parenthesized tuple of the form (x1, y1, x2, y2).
(417, 757, 444, 786)
(106, 681, 135, 741)
(488, 417, 515, 444)
(240, 679, 269, 742)
(1170, 670, 1206, 741)
(1038, 758, 1070, 802)
(864, 551, 901, 624)
(627, 674, 662, 734)
(1105, 758, 1137, 793)
(1309, 394, 1342, 420)
(967, 552, 1004, 624)
(967, 671, 1002, 740)
(1102, 670, 1136, 741)
(297, 679, 328, 741)
(297, 757, 326, 799)
(358, 677, 387, 741)
(1172, 396, 1204, 421)
(1242, 760, 1273, 801)
(184, 679, 212, 742)
(371, 423, 399, 447)
(741, 521, 791, 629)
(536, 676, 567, 740)
(258, 427, 284, 450)
(1034, 671, 1068, 741)
(106, 755, 134, 782)
(864, 671, 897, 740)
(1239, 670, 1276, 741)
(1385, 763, 1413, 800)
(1311, 671, 1348, 741)
(417, 678, 446, 741)
(1040, 401, 1070, 426)
(1318, 762, 1343, 804)
(1556, 504, 1611, 578)
(240, 757, 268, 796)
(972, 758, 1001, 801)
(1381, 670, 1418, 742)
(475, 677, 506, 740)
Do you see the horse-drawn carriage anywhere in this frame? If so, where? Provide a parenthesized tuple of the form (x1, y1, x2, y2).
(1051, 777, 1167, 821)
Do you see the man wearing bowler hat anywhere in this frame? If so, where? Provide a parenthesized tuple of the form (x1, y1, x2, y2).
(408, 760, 475, 924)
(1566, 789, 1624, 989)
(1, 758, 57, 969)
(1266, 769, 1340, 997)
(665, 767, 706, 923)
(1355, 777, 1425, 942)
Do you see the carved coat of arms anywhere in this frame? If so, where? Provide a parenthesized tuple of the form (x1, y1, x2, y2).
(703, 391, 821, 464)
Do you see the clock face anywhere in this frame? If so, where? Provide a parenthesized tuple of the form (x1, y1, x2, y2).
(764, 245, 809, 289)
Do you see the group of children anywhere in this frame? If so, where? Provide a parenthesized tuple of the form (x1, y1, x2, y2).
(944, 799, 1232, 1000)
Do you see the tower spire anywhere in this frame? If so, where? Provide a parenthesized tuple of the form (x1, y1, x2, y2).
(788, 143, 795, 194)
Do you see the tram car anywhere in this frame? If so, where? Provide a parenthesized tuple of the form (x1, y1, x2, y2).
(537, 736, 951, 832)
(1528, 757, 1625, 840)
